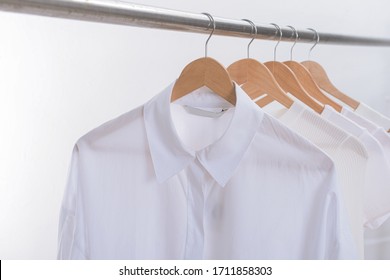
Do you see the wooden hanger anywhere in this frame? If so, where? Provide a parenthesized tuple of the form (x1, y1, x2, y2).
(227, 19, 293, 109)
(171, 13, 236, 105)
(228, 59, 293, 108)
(264, 61, 324, 113)
(284, 60, 343, 111)
(301, 28, 359, 110)
(302, 60, 359, 109)
(301, 28, 360, 110)
(259, 24, 324, 113)
(172, 57, 236, 105)
(283, 26, 343, 112)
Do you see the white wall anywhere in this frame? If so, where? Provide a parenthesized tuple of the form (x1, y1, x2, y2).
(0, 0, 389, 259)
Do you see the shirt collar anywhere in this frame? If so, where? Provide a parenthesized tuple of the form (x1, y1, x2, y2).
(355, 102, 390, 131)
(321, 105, 364, 137)
(143, 82, 264, 187)
(342, 106, 378, 134)
(278, 100, 306, 124)
(262, 93, 315, 123)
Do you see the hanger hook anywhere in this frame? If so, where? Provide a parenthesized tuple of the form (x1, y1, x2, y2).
(242, 19, 257, 59)
(201, 12, 215, 58)
(287, 25, 298, 60)
(270, 23, 282, 62)
(307, 28, 320, 60)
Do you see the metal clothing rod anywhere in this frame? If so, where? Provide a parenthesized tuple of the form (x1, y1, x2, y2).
(1, 0, 390, 47)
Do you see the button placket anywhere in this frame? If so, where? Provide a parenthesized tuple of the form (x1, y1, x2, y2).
(182, 159, 207, 259)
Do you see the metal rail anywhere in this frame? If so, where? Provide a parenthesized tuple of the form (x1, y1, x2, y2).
(1, 0, 390, 46)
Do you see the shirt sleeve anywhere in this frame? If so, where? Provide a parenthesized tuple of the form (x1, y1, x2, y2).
(325, 185, 358, 259)
(361, 133, 390, 229)
(57, 144, 87, 259)
(311, 163, 358, 260)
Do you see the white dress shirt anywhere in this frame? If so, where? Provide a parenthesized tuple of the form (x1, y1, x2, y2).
(321, 105, 390, 229)
(263, 100, 367, 258)
(58, 83, 357, 259)
(354, 102, 390, 132)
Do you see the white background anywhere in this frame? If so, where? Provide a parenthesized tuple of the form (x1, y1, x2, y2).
(0, 0, 390, 259)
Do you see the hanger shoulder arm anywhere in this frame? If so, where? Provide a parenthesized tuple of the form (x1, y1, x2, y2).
(284, 61, 342, 112)
(172, 57, 236, 105)
(264, 61, 324, 113)
(302, 60, 360, 110)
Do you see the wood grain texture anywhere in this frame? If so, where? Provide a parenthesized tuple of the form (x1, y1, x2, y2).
(284, 61, 344, 112)
(264, 61, 324, 113)
(227, 58, 293, 109)
(171, 57, 236, 105)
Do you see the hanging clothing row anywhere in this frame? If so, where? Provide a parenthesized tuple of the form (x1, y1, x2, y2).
(57, 14, 390, 260)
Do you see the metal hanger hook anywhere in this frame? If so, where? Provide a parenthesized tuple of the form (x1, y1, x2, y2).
(242, 19, 257, 59)
(270, 23, 282, 62)
(307, 28, 320, 60)
(201, 12, 215, 58)
(287, 25, 298, 60)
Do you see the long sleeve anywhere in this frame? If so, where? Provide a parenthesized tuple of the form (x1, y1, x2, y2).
(57, 144, 87, 259)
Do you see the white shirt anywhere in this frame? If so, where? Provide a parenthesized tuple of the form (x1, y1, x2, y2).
(321, 105, 390, 229)
(341, 107, 390, 164)
(354, 102, 390, 132)
(340, 106, 390, 259)
(263, 100, 367, 258)
(58, 83, 356, 260)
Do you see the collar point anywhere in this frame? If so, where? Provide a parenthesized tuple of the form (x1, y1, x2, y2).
(214, 177, 230, 188)
(154, 172, 171, 185)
